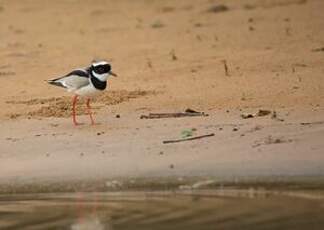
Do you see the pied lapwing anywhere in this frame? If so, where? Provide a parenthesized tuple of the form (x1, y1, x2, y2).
(47, 61, 117, 126)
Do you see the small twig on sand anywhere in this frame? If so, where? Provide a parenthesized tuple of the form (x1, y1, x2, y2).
(140, 109, 208, 119)
(170, 49, 178, 61)
(163, 133, 215, 144)
(300, 121, 324, 126)
(312, 47, 324, 52)
(221, 60, 229, 76)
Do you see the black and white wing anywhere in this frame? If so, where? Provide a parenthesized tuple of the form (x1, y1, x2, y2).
(47, 69, 90, 90)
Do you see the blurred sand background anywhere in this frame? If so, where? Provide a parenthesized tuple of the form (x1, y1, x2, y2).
(0, 0, 324, 192)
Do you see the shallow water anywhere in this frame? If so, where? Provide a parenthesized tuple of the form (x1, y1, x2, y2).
(0, 190, 324, 230)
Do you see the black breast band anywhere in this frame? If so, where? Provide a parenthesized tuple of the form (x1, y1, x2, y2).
(90, 76, 107, 90)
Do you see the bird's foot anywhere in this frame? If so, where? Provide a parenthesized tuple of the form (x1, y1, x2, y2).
(73, 121, 82, 126)
(89, 117, 96, 125)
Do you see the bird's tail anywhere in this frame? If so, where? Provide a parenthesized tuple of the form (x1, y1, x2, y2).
(46, 79, 66, 88)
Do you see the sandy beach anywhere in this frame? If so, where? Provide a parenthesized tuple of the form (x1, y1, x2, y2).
(0, 0, 324, 192)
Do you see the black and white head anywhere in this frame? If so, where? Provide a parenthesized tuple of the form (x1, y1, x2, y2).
(90, 61, 117, 82)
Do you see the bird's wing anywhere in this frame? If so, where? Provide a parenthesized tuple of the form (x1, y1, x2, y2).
(48, 68, 90, 90)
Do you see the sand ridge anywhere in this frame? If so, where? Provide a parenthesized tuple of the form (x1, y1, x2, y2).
(5, 90, 156, 118)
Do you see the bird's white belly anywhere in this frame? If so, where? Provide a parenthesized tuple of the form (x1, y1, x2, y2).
(74, 84, 102, 97)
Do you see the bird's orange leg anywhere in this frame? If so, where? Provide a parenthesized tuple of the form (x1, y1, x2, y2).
(86, 98, 95, 125)
(72, 95, 80, 126)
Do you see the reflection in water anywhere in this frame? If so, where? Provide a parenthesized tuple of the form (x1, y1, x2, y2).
(0, 190, 324, 230)
(71, 216, 106, 230)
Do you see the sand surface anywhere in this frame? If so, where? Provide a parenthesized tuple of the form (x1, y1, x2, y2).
(0, 0, 324, 192)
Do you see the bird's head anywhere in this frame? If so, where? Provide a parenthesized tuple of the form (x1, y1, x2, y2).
(91, 61, 117, 81)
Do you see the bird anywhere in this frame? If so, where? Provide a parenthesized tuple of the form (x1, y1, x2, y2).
(47, 61, 117, 126)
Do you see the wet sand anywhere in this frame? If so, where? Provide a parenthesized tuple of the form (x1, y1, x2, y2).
(0, 0, 324, 192)
(1, 108, 324, 193)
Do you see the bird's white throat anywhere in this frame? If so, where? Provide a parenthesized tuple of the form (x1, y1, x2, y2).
(92, 70, 108, 82)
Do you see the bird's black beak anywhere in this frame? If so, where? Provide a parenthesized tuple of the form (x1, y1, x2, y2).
(110, 71, 118, 77)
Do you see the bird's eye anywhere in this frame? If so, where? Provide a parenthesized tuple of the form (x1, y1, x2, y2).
(94, 64, 111, 74)
(95, 66, 105, 74)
